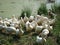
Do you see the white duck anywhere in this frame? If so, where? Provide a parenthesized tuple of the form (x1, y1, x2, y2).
(41, 29, 49, 38)
(29, 15, 34, 22)
(24, 13, 29, 23)
(36, 36, 46, 44)
(35, 25, 44, 33)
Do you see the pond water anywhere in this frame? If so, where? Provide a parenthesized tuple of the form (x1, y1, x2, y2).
(0, 0, 60, 18)
(0, 0, 41, 18)
(46, 0, 60, 10)
(46, 3, 54, 10)
(55, 0, 60, 6)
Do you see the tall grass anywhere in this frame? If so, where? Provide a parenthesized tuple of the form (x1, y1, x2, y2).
(18, 7, 32, 19)
(37, 3, 48, 15)
(51, 3, 60, 13)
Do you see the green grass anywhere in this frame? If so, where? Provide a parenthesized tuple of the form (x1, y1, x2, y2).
(37, 3, 48, 15)
(18, 7, 32, 19)
(51, 3, 60, 13)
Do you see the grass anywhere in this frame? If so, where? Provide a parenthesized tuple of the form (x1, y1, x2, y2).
(51, 3, 60, 13)
(37, 3, 48, 15)
(18, 7, 32, 19)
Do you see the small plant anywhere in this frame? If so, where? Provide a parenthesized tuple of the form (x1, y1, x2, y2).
(51, 3, 60, 13)
(37, 3, 48, 15)
(19, 7, 32, 19)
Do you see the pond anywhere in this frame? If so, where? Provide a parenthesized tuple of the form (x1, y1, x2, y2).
(46, 0, 60, 10)
(0, 0, 41, 18)
(55, 0, 60, 6)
